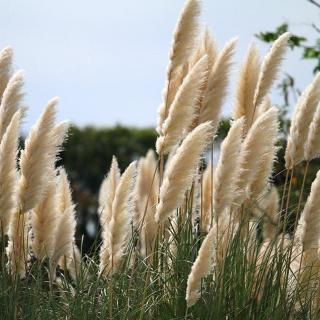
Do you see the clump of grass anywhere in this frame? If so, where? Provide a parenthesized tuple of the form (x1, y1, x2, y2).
(1, 0, 320, 319)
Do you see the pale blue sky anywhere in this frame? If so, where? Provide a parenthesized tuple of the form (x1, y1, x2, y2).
(0, 0, 319, 131)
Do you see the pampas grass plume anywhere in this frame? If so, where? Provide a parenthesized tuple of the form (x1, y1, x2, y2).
(253, 32, 290, 108)
(233, 42, 260, 131)
(31, 179, 58, 260)
(0, 46, 13, 99)
(0, 70, 24, 141)
(213, 117, 244, 219)
(305, 101, 320, 161)
(100, 161, 136, 275)
(156, 55, 208, 155)
(157, 0, 200, 135)
(285, 73, 320, 168)
(186, 227, 215, 307)
(0, 109, 23, 232)
(199, 37, 238, 130)
(18, 98, 66, 213)
(155, 121, 213, 224)
(236, 107, 278, 204)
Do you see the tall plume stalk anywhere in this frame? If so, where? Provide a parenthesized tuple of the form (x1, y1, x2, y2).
(100, 162, 136, 275)
(0, 71, 25, 142)
(233, 42, 260, 133)
(156, 55, 208, 155)
(134, 150, 159, 257)
(7, 99, 68, 276)
(236, 107, 278, 205)
(212, 117, 244, 220)
(186, 227, 216, 307)
(253, 32, 290, 112)
(31, 178, 58, 260)
(285, 73, 320, 168)
(305, 101, 320, 161)
(0, 109, 23, 234)
(18, 98, 60, 214)
(0, 46, 13, 100)
(51, 168, 77, 276)
(99, 157, 121, 231)
(198, 37, 238, 132)
(201, 165, 215, 232)
(155, 122, 213, 224)
(99, 157, 120, 274)
(157, 0, 200, 135)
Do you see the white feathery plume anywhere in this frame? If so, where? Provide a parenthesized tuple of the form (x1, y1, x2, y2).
(236, 107, 278, 204)
(296, 170, 320, 252)
(250, 144, 278, 199)
(213, 117, 244, 219)
(233, 42, 260, 132)
(157, 0, 201, 135)
(156, 55, 208, 154)
(259, 186, 280, 240)
(31, 178, 59, 260)
(100, 162, 136, 275)
(305, 101, 320, 161)
(253, 32, 290, 108)
(0, 70, 24, 141)
(135, 150, 159, 257)
(51, 168, 77, 274)
(0, 46, 13, 99)
(0, 109, 23, 234)
(201, 165, 214, 232)
(186, 227, 215, 307)
(285, 73, 320, 168)
(98, 156, 121, 231)
(18, 98, 66, 213)
(198, 37, 238, 130)
(156, 122, 213, 224)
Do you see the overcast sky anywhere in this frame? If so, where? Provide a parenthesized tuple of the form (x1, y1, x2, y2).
(0, 0, 319, 131)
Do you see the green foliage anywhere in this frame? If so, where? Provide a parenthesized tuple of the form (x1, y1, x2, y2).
(1, 216, 320, 319)
(256, 23, 320, 73)
(60, 125, 156, 194)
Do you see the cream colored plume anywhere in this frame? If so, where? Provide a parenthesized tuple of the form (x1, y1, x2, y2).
(201, 27, 217, 70)
(253, 32, 290, 108)
(100, 161, 136, 275)
(31, 179, 59, 260)
(0, 70, 24, 141)
(0, 109, 23, 233)
(0, 46, 13, 99)
(253, 96, 272, 122)
(233, 42, 260, 132)
(186, 227, 215, 307)
(296, 169, 320, 252)
(213, 117, 244, 219)
(57, 167, 73, 214)
(236, 107, 278, 204)
(259, 186, 279, 240)
(305, 101, 320, 161)
(155, 122, 213, 224)
(250, 144, 278, 199)
(51, 169, 77, 270)
(135, 150, 159, 257)
(201, 165, 215, 232)
(98, 156, 120, 231)
(285, 73, 320, 168)
(198, 37, 238, 130)
(6, 209, 29, 276)
(156, 55, 208, 155)
(157, 0, 201, 135)
(18, 98, 67, 213)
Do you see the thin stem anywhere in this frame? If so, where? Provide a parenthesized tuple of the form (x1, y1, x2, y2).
(296, 161, 309, 220)
(280, 167, 294, 249)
